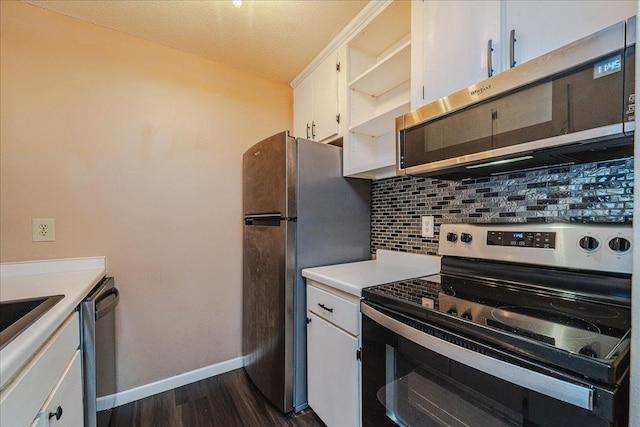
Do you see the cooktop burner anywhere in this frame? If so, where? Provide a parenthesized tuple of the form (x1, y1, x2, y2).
(489, 306, 601, 334)
(550, 300, 622, 319)
(490, 306, 601, 335)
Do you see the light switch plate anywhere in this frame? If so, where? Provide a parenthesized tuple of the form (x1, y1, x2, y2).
(421, 215, 434, 238)
(32, 218, 55, 242)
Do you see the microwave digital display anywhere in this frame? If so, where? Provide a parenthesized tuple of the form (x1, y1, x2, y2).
(594, 54, 622, 79)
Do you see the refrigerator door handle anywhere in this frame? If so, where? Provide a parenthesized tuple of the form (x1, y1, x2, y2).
(245, 215, 282, 226)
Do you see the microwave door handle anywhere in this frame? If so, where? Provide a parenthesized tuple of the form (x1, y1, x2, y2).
(487, 39, 495, 77)
(361, 304, 594, 412)
(510, 29, 517, 68)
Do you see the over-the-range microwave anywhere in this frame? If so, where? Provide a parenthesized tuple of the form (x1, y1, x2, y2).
(396, 17, 635, 179)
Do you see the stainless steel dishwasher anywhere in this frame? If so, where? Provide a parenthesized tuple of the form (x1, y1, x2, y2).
(81, 276, 119, 427)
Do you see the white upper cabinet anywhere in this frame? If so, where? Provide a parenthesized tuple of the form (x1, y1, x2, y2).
(293, 0, 637, 179)
(416, 0, 637, 107)
(505, 1, 637, 68)
(293, 74, 313, 140)
(421, 1, 501, 105)
(313, 51, 341, 142)
(293, 50, 340, 143)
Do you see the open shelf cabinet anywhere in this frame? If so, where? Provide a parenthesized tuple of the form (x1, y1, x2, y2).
(344, 0, 411, 179)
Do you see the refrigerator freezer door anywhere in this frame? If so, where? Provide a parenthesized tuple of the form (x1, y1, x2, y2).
(243, 131, 296, 218)
(243, 217, 296, 413)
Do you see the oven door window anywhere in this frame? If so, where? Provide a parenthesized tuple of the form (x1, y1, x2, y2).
(362, 312, 619, 427)
(377, 348, 521, 426)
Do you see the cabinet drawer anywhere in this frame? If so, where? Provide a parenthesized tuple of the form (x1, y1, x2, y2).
(35, 350, 83, 427)
(0, 312, 79, 427)
(307, 285, 358, 335)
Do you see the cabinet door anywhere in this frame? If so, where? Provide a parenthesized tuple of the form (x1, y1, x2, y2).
(423, 0, 501, 104)
(307, 312, 359, 427)
(38, 351, 83, 427)
(294, 75, 313, 139)
(312, 52, 339, 142)
(505, 0, 637, 68)
(0, 313, 79, 427)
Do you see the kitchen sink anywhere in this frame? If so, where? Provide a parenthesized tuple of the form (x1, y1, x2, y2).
(0, 295, 64, 350)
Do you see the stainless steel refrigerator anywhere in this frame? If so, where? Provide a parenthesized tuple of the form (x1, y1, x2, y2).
(242, 131, 370, 413)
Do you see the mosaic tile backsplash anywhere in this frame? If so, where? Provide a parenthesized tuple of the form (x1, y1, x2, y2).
(367, 278, 441, 308)
(371, 157, 634, 255)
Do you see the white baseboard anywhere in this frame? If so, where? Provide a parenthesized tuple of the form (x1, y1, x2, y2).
(97, 356, 244, 411)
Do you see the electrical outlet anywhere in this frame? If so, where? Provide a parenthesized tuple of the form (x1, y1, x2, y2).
(32, 218, 55, 242)
(421, 297, 434, 309)
(421, 215, 434, 238)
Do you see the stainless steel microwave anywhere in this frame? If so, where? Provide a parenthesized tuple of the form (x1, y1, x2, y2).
(396, 17, 635, 179)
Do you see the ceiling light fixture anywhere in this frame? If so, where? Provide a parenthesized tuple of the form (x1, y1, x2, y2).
(233, 0, 242, 8)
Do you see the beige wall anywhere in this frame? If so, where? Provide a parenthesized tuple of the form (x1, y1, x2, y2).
(0, 1, 292, 392)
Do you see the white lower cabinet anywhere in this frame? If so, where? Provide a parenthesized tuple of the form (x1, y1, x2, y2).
(34, 351, 83, 427)
(306, 282, 361, 427)
(0, 312, 82, 427)
(308, 312, 358, 427)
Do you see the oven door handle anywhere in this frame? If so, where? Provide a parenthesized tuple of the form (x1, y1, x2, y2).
(361, 304, 594, 412)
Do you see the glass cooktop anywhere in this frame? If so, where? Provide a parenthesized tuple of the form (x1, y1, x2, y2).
(363, 273, 631, 384)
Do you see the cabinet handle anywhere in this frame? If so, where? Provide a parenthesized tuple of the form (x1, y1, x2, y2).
(311, 121, 316, 139)
(487, 39, 495, 78)
(510, 29, 517, 68)
(49, 406, 63, 421)
(306, 123, 310, 139)
(318, 303, 333, 313)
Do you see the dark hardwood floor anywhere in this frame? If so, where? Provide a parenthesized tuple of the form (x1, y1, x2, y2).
(108, 368, 326, 427)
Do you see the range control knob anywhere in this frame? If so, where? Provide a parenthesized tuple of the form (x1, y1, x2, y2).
(579, 346, 598, 358)
(608, 237, 631, 253)
(578, 236, 599, 251)
(460, 233, 473, 244)
(446, 307, 458, 316)
(461, 310, 473, 320)
(446, 232, 458, 243)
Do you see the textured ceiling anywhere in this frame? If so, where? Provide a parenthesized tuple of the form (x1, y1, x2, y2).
(25, 0, 369, 83)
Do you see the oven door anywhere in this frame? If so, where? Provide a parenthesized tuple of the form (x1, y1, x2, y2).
(361, 302, 627, 427)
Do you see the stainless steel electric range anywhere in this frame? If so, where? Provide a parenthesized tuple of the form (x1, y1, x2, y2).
(361, 223, 632, 427)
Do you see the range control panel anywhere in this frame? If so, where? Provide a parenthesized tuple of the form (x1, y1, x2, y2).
(438, 223, 632, 274)
(487, 231, 556, 248)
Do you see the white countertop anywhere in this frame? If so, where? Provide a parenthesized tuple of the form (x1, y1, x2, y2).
(302, 250, 441, 297)
(0, 257, 106, 389)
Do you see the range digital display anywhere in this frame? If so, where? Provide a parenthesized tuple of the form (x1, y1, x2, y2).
(487, 231, 556, 248)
